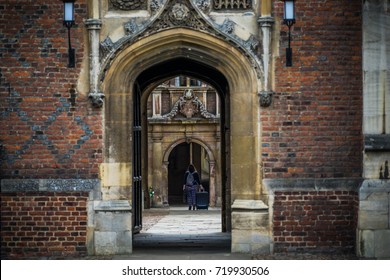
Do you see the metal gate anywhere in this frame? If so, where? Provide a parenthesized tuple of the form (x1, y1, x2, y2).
(132, 84, 142, 233)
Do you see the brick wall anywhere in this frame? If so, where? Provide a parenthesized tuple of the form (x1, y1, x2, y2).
(262, 0, 363, 179)
(273, 190, 358, 253)
(0, 0, 102, 179)
(1, 192, 89, 259)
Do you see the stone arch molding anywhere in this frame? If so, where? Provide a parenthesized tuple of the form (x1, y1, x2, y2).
(98, 10, 264, 256)
(99, 0, 264, 87)
(102, 27, 260, 94)
(163, 138, 216, 164)
(100, 27, 262, 204)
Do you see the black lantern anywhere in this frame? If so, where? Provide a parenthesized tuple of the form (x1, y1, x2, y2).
(283, 0, 296, 67)
(63, 0, 76, 67)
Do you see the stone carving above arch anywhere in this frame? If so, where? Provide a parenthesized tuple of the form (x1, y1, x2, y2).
(151, 0, 163, 11)
(124, 19, 139, 35)
(148, 0, 210, 33)
(161, 89, 216, 120)
(100, 36, 114, 58)
(170, 3, 190, 23)
(99, 0, 263, 81)
(196, 0, 211, 11)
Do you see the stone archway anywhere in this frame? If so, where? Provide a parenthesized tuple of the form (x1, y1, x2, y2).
(99, 28, 263, 253)
(162, 138, 218, 207)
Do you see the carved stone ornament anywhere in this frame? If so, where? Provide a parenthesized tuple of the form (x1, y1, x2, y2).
(99, 0, 263, 82)
(100, 37, 114, 57)
(109, 0, 146, 11)
(213, 0, 252, 10)
(162, 89, 216, 120)
(150, 0, 162, 11)
(170, 3, 190, 23)
(221, 19, 235, 34)
(259, 91, 273, 107)
(124, 19, 139, 35)
(145, 0, 209, 34)
(89, 92, 105, 108)
(244, 34, 259, 52)
(196, 0, 211, 11)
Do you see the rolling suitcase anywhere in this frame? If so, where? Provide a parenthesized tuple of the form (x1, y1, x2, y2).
(196, 191, 209, 210)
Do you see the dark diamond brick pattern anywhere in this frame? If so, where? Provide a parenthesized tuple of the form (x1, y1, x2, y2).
(0, 1, 102, 179)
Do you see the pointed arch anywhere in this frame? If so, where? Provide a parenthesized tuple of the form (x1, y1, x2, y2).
(100, 28, 263, 235)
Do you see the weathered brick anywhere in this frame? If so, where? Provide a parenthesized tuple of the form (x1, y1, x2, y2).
(263, 0, 362, 180)
(0, 192, 88, 258)
(273, 191, 358, 253)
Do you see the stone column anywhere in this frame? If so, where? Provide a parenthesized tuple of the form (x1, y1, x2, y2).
(85, 18, 104, 107)
(258, 0, 274, 107)
(209, 161, 216, 207)
(162, 161, 169, 206)
(258, 16, 274, 92)
(152, 130, 164, 207)
(260, 0, 271, 16)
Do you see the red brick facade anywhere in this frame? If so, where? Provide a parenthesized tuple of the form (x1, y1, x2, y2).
(0, 0, 102, 180)
(0, 0, 364, 258)
(263, 0, 363, 253)
(262, 0, 363, 179)
(1, 192, 89, 258)
(273, 190, 358, 253)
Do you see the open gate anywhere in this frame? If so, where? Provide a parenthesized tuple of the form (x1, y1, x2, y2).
(132, 84, 142, 233)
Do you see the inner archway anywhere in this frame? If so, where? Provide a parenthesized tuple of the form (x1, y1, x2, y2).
(168, 142, 207, 205)
(146, 75, 221, 208)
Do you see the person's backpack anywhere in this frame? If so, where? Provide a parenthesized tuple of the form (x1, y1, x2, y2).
(186, 171, 195, 186)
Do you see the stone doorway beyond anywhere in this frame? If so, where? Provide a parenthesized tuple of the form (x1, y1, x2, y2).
(167, 142, 211, 205)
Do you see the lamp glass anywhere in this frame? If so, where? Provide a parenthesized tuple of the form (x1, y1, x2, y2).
(64, 2, 74, 22)
(284, 1, 295, 21)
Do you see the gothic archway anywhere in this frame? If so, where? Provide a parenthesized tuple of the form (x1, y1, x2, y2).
(100, 28, 261, 250)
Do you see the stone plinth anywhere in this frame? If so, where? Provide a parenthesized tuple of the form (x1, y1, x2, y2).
(93, 200, 132, 255)
(357, 180, 390, 258)
(231, 199, 270, 254)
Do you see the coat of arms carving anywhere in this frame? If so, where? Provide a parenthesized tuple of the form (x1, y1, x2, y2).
(162, 89, 216, 120)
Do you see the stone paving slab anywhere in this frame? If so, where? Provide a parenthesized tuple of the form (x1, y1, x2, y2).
(127, 207, 251, 259)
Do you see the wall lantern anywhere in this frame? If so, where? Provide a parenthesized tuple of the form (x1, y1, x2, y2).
(283, 0, 296, 67)
(63, 0, 76, 68)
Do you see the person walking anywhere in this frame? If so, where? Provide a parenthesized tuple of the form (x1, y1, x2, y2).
(183, 164, 202, 210)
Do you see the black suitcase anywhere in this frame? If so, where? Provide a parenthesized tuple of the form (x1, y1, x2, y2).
(196, 191, 209, 210)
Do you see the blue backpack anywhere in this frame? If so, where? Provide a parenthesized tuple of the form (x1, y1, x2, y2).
(186, 171, 195, 186)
